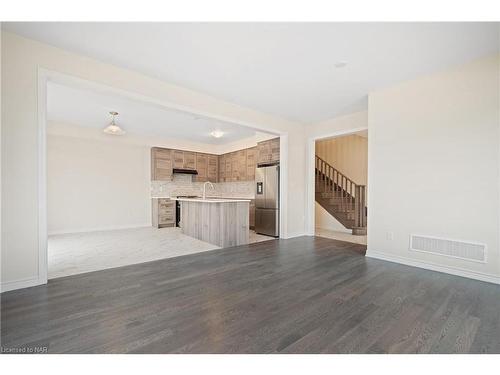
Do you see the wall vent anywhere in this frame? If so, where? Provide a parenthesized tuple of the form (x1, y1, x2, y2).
(409, 234, 486, 263)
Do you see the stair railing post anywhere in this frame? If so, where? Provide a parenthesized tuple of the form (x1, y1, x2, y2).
(354, 185, 360, 228)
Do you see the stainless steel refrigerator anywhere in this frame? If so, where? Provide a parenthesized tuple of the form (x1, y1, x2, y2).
(255, 165, 279, 237)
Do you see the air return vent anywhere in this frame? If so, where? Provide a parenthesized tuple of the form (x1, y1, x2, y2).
(409, 234, 486, 263)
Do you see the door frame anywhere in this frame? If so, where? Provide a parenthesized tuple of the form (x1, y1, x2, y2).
(305, 126, 369, 236)
(37, 68, 289, 285)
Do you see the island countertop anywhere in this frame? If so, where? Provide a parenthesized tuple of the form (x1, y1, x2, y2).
(175, 198, 251, 203)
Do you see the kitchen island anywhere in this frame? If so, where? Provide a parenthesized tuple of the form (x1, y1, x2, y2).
(176, 198, 250, 247)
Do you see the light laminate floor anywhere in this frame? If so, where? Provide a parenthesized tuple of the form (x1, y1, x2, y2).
(315, 227, 367, 245)
(49, 227, 274, 279)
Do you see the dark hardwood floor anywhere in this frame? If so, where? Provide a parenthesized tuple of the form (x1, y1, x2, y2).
(1, 236, 500, 354)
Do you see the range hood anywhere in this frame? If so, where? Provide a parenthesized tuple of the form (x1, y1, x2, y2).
(173, 168, 198, 175)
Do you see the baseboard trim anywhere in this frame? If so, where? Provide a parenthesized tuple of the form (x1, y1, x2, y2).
(366, 250, 500, 285)
(315, 226, 352, 234)
(282, 232, 307, 239)
(1, 276, 46, 293)
(48, 223, 151, 236)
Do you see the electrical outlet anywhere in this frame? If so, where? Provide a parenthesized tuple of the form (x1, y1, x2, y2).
(386, 231, 394, 240)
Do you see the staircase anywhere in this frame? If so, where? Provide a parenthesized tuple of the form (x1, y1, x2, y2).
(315, 155, 367, 235)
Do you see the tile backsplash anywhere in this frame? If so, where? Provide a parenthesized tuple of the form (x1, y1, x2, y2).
(151, 174, 255, 199)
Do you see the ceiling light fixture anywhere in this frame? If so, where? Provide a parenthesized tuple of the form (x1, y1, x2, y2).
(210, 130, 224, 138)
(103, 111, 125, 135)
(334, 61, 348, 69)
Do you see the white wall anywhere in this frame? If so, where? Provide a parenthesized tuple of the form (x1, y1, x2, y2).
(367, 54, 500, 283)
(314, 202, 351, 233)
(1, 32, 306, 291)
(47, 121, 263, 235)
(47, 128, 151, 235)
(315, 133, 368, 185)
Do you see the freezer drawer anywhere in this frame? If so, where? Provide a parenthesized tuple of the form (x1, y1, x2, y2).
(255, 208, 279, 237)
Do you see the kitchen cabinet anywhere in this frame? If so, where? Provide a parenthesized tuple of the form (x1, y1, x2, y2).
(152, 145, 259, 183)
(237, 150, 247, 181)
(225, 152, 233, 181)
(218, 154, 226, 182)
(173, 150, 184, 169)
(230, 151, 238, 182)
(257, 137, 280, 165)
(173, 150, 196, 170)
(217, 147, 256, 182)
(196, 153, 218, 183)
(196, 153, 208, 181)
(152, 198, 175, 228)
(208, 155, 218, 183)
(270, 138, 280, 163)
(246, 147, 256, 181)
(184, 152, 196, 170)
(151, 147, 173, 181)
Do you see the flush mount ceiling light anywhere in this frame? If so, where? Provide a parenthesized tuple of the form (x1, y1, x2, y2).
(333, 61, 348, 69)
(103, 111, 125, 135)
(210, 130, 224, 138)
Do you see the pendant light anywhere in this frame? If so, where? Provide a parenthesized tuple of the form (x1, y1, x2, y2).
(103, 111, 125, 135)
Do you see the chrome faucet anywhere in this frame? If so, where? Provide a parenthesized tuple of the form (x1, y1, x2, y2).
(202, 181, 214, 199)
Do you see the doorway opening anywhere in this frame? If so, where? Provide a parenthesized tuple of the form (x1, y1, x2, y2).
(313, 130, 368, 247)
(39, 70, 286, 282)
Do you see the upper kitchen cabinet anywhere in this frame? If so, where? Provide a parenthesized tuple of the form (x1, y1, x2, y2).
(151, 147, 173, 181)
(218, 147, 256, 182)
(225, 153, 232, 181)
(246, 147, 256, 181)
(230, 151, 239, 182)
(196, 153, 208, 181)
(173, 150, 197, 170)
(184, 152, 196, 170)
(173, 150, 184, 169)
(257, 137, 280, 165)
(218, 154, 226, 182)
(196, 153, 218, 183)
(237, 149, 247, 181)
(207, 155, 218, 183)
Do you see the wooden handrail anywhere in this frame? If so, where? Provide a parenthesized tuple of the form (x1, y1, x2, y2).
(315, 155, 367, 228)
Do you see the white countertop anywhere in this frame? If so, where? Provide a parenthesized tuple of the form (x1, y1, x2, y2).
(176, 198, 251, 203)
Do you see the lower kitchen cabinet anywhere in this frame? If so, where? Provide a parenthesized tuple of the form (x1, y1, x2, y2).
(152, 198, 175, 228)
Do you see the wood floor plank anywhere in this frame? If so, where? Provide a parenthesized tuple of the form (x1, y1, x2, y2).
(1, 236, 499, 354)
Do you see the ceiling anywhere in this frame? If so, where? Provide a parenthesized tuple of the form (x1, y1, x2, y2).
(47, 82, 259, 144)
(5, 22, 500, 123)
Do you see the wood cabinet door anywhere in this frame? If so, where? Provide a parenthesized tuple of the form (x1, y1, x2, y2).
(173, 150, 184, 169)
(225, 153, 233, 181)
(219, 154, 226, 182)
(270, 138, 280, 163)
(196, 153, 208, 182)
(208, 155, 218, 182)
(246, 147, 256, 181)
(237, 150, 247, 181)
(151, 148, 173, 181)
(257, 140, 271, 164)
(183, 151, 196, 169)
(231, 152, 239, 181)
